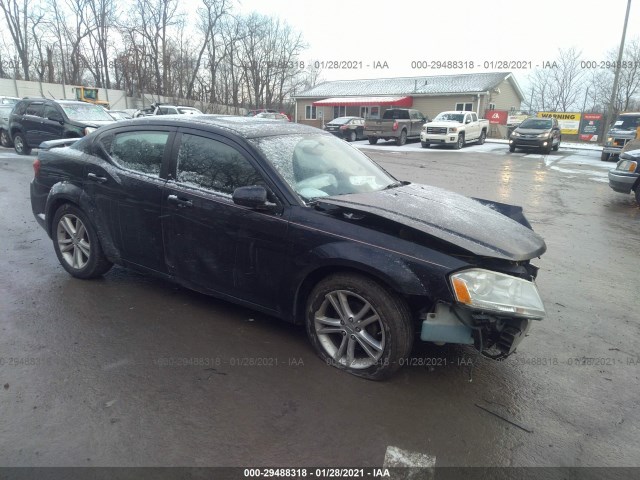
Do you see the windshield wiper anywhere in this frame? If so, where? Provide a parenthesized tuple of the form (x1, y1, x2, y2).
(384, 181, 404, 190)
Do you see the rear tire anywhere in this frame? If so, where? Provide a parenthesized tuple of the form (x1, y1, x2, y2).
(306, 273, 413, 380)
(477, 130, 486, 145)
(52, 204, 113, 279)
(368, 137, 378, 145)
(13, 132, 31, 155)
(396, 130, 407, 146)
(0, 129, 12, 147)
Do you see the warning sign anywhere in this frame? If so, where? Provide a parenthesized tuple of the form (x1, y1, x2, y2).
(537, 112, 582, 134)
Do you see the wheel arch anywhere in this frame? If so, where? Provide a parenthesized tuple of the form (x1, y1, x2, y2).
(291, 256, 433, 326)
(44, 184, 120, 263)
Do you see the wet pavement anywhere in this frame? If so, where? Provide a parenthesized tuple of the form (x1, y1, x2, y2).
(0, 144, 639, 468)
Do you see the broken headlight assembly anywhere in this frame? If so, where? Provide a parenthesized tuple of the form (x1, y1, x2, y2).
(450, 269, 545, 319)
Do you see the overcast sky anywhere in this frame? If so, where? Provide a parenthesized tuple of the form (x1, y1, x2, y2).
(236, 0, 640, 89)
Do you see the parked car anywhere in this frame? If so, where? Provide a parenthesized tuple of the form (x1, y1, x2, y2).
(508, 117, 561, 153)
(254, 112, 289, 121)
(608, 139, 640, 205)
(30, 116, 546, 380)
(107, 110, 134, 121)
(364, 108, 428, 146)
(0, 96, 20, 105)
(0, 104, 14, 147)
(601, 112, 640, 161)
(246, 109, 278, 117)
(324, 116, 366, 142)
(9, 98, 115, 155)
(421, 111, 489, 149)
(134, 103, 203, 117)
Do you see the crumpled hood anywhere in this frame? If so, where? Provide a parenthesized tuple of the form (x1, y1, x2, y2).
(318, 184, 546, 261)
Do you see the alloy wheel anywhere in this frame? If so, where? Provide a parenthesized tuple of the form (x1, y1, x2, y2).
(313, 290, 385, 369)
(56, 214, 91, 270)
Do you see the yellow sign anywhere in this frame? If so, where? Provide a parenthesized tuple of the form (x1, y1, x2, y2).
(537, 112, 582, 135)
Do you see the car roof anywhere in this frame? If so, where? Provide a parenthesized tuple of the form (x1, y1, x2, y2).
(20, 98, 102, 107)
(109, 115, 322, 139)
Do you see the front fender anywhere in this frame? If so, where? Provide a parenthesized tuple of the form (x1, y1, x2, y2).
(289, 240, 461, 324)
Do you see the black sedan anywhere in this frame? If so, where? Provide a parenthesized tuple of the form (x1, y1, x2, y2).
(30, 116, 546, 379)
(324, 116, 366, 142)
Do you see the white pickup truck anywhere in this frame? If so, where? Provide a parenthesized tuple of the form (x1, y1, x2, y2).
(420, 111, 489, 149)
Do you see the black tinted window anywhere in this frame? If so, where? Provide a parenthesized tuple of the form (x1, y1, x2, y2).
(103, 131, 169, 176)
(13, 102, 27, 115)
(176, 134, 262, 195)
(43, 105, 61, 120)
(26, 103, 44, 117)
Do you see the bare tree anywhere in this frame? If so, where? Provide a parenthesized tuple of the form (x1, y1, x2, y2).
(525, 48, 585, 112)
(0, 0, 34, 79)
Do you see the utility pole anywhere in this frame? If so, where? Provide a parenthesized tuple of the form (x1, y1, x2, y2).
(603, 0, 633, 141)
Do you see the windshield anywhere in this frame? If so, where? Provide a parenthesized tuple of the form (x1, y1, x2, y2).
(434, 113, 465, 122)
(519, 119, 553, 129)
(612, 115, 640, 131)
(250, 134, 397, 202)
(61, 104, 113, 121)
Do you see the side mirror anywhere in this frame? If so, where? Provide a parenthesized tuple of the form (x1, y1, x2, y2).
(232, 185, 273, 210)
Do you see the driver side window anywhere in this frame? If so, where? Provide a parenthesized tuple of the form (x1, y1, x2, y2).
(175, 134, 264, 196)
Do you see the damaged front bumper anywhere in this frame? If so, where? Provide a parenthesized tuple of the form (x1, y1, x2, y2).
(420, 303, 536, 359)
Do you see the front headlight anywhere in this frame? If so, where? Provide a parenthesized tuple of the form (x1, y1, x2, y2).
(537, 132, 550, 138)
(450, 269, 545, 319)
(448, 127, 458, 133)
(511, 131, 520, 137)
(84, 127, 96, 136)
(617, 160, 638, 172)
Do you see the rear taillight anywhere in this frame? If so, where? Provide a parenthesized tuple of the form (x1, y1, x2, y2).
(392, 120, 398, 131)
(339, 125, 348, 130)
(33, 158, 41, 177)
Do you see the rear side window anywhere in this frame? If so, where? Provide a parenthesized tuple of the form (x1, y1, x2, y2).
(175, 134, 263, 195)
(13, 102, 27, 115)
(101, 131, 170, 176)
(383, 110, 409, 120)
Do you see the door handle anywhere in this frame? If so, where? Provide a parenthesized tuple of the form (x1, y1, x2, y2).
(87, 172, 107, 183)
(167, 194, 193, 208)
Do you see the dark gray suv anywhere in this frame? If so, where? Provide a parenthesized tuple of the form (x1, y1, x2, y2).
(509, 117, 562, 154)
(9, 98, 114, 155)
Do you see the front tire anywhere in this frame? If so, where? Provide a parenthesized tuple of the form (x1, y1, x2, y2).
(306, 273, 413, 380)
(509, 144, 516, 153)
(368, 137, 378, 145)
(348, 130, 356, 142)
(52, 204, 113, 279)
(421, 141, 430, 148)
(13, 132, 31, 155)
(635, 186, 640, 206)
(601, 152, 611, 162)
